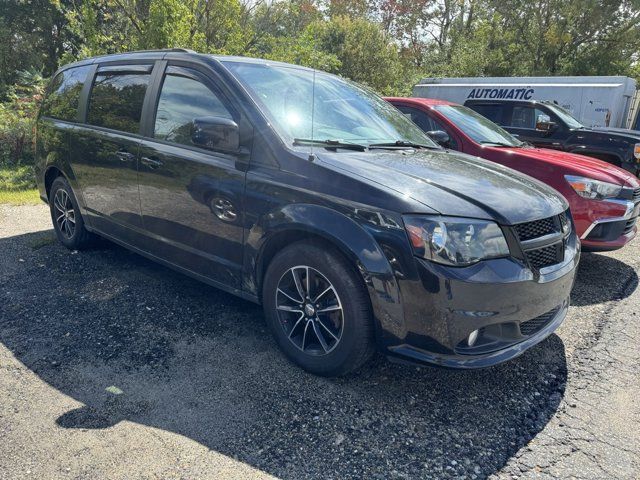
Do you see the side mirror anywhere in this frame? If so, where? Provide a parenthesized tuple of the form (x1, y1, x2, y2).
(535, 114, 556, 133)
(427, 130, 450, 147)
(191, 116, 240, 153)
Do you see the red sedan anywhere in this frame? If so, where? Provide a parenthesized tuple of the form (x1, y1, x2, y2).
(386, 97, 640, 251)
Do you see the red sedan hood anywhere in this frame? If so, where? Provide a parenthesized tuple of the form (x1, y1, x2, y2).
(491, 146, 640, 187)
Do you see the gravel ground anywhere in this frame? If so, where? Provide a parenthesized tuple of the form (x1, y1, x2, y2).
(0, 204, 638, 479)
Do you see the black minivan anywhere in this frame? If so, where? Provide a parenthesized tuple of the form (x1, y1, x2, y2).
(35, 49, 580, 376)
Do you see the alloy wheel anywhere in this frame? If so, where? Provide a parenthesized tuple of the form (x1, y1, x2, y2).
(53, 188, 76, 239)
(275, 266, 344, 355)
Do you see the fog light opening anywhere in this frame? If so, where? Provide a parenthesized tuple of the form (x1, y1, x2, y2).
(467, 329, 479, 347)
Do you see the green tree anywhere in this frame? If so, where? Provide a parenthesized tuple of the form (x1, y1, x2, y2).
(307, 15, 408, 94)
(0, 0, 78, 95)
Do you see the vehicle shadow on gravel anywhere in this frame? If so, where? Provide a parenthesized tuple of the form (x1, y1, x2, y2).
(1, 231, 570, 479)
(571, 252, 638, 306)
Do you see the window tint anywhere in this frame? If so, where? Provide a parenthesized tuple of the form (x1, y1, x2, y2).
(40, 66, 90, 121)
(510, 106, 547, 129)
(398, 105, 458, 149)
(87, 72, 150, 134)
(154, 72, 233, 146)
(470, 104, 503, 124)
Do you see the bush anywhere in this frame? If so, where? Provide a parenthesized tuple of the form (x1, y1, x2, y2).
(0, 165, 36, 191)
(0, 71, 45, 167)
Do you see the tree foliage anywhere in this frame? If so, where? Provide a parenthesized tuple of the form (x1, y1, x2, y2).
(3, 0, 640, 95)
(1, 0, 640, 165)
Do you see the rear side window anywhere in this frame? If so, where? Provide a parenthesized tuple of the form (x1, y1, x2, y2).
(154, 70, 233, 146)
(470, 104, 503, 124)
(40, 65, 90, 121)
(87, 71, 150, 134)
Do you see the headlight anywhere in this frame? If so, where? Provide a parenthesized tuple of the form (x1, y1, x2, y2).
(403, 216, 510, 266)
(634, 143, 640, 160)
(564, 175, 622, 200)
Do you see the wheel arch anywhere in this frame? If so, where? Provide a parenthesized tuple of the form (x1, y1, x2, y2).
(44, 165, 65, 200)
(252, 204, 393, 291)
(248, 203, 406, 345)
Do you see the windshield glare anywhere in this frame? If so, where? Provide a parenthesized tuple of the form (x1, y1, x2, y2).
(435, 105, 522, 147)
(545, 104, 584, 129)
(222, 61, 437, 148)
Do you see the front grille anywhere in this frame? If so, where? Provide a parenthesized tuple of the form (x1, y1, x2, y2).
(514, 216, 556, 241)
(633, 187, 640, 203)
(513, 211, 569, 271)
(526, 244, 560, 270)
(520, 307, 559, 336)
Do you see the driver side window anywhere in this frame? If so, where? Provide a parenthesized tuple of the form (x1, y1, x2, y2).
(510, 106, 547, 129)
(398, 106, 458, 150)
(154, 69, 233, 147)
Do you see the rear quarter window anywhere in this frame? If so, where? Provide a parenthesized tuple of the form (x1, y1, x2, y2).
(87, 71, 150, 134)
(40, 65, 91, 122)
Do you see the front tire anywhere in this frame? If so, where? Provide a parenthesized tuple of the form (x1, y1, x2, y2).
(262, 241, 375, 376)
(49, 176, 95, 250)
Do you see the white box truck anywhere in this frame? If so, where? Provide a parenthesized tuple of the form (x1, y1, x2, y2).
(413, 76, 639, 130)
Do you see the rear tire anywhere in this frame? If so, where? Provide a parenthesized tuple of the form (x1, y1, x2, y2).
(262, 240, 375, 376)
(49, 176, 95, 250)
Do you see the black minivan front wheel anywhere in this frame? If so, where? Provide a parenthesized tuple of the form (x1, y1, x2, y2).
(49, 176, 95, 250)
(262, 241, 375, 376)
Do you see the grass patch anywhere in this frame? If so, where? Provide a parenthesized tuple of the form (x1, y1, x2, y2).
(0, 165, 39, 204)
(0, 188, 41, 205)
(0, 165, 36, 191)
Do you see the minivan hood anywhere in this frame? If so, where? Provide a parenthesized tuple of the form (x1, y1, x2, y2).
(318, 148, 567, 225)
(491, 146, 640, 187)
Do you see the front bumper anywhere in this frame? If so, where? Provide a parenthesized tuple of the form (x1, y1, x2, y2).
(571, 193, 640, 251)
(389, 300, 568, 368)
(580, 200, 639, 251)
(383, 235, 579, 369)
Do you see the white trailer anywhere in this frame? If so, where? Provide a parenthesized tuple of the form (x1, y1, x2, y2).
(412, 76, 638, 130)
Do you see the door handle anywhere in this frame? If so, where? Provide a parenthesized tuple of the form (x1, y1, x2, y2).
(115, 150, 135, 162)
(141, 156, 163, 169)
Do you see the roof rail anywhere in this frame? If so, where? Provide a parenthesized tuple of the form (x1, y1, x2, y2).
(118, 48, 197, 54)
(164, 48, 196, 53)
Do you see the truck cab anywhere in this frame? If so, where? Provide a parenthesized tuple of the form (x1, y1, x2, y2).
(465, 99, 640, 177)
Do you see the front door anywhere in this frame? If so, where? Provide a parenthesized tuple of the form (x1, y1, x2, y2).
(504, 104, 565, 150)
(137, 65, 247, 289)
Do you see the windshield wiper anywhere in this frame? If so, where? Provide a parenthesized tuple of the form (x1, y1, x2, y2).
(368, 140, 440, 150)
(479, 141, 521, 148)
(293, 138, 367, 151)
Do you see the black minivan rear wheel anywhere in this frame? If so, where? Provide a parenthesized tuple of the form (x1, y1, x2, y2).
(262, 241, 375, 376)
(49, 176, 95, 250)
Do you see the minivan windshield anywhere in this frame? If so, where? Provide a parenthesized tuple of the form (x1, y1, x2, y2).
(434, 105, 523, 147)
(222, 61, 438, 149)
